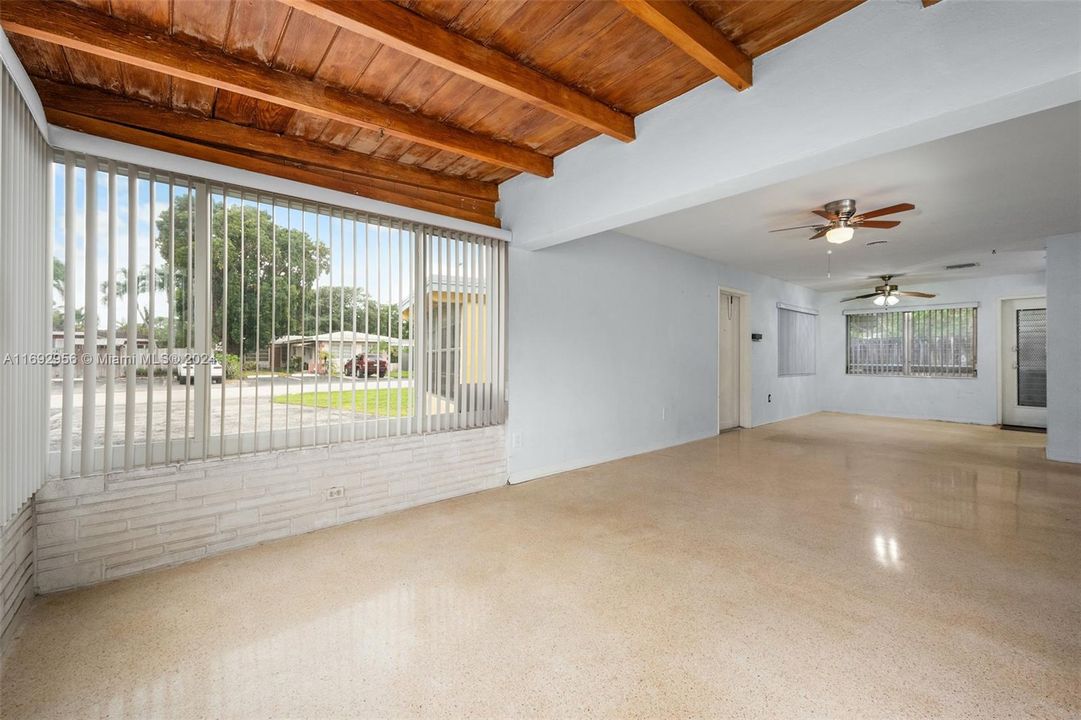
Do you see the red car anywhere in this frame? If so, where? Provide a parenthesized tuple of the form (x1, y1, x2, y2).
(343, 353, 388, 378)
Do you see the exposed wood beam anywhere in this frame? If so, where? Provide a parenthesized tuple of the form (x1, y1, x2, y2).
(0, 0, 552, 177)
(45, 109, 500, 228)
(35, 79, 498, 203)
(280, 0, 636, 143)
(616, 0, 752, 91)
(922, 0, 942, 6)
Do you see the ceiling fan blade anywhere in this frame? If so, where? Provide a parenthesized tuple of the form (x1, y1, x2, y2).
(854, 203, 915, 221)
(840, 293, 881, 302)
(855, 220, 900, 229)
(769, 224, 823, 233)
(897, 291, 936, 298)
(812, 209, 839, 221)
(810, 227, 829, 240)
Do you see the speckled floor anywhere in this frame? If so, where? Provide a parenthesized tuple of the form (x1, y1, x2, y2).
(2, 413, 1079, 719)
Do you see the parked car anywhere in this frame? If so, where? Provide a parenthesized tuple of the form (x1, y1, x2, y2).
(175, 357, 224, 384)
(343, 353, 388, 378)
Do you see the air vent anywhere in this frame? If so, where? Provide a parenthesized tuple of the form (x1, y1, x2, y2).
(944, 262, 980, 270)
(865, 240, 887, 247)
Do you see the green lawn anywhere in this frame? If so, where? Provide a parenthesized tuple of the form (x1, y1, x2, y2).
(273, 388, 412, 417)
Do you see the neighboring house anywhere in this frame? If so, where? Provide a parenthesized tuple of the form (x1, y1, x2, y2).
(49, 331, 150, 379)
(401, 275, 492, 406)
(268, 331, 408, 374)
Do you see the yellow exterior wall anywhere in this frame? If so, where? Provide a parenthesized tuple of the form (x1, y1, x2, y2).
(403, 290, 490, 383)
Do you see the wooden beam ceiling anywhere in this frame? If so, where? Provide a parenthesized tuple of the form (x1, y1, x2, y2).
(616, 0, 752, 92)
(46, 109, 500, 227)
(0, 0, 553, 178)
(280, 0, 637, 143)
(35, 79, 498, 203)
(2, 0, 862, 227)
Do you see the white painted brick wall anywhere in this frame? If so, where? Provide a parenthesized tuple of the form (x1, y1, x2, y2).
(1, 497, 35, 648)
(33, 426, 506, 593)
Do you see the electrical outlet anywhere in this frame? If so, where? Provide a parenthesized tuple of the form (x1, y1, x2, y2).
(325, 486, 344, 500)
(511, 432, 523, 449)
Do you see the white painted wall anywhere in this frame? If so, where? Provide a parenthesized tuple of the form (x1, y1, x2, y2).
(817, 273, 1046, 425)
(500, 1, 1081, 250)
(506, 231, 819, 483)
(1046, 234, 1081, 463)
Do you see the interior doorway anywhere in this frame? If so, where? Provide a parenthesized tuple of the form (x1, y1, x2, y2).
(1001, 297, 1047, 429)
(718, 291, 741, 431)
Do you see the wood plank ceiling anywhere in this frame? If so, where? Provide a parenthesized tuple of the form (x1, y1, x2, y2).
(2, 0, 863, 228)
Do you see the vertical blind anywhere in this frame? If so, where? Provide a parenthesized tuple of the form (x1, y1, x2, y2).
(0, 64, 50, 524)
(777, 305, 817, 376)
(48, 152, 506, 479)
(846, 307, 977, 377)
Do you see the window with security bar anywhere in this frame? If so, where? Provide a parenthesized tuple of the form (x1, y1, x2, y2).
(846, 307, 976, 377)
(49, 152, 506, 479)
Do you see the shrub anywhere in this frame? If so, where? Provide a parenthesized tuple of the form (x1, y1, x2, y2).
(215, 352, 241, 379)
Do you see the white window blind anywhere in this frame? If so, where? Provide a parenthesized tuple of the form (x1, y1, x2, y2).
(778, 305, 816, 376)
(846, 307, 976, 377)
(0, 64, 50, 524)
(49, 152, 506, 479)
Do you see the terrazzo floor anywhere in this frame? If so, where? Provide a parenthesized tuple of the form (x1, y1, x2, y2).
(2, 412, 1079, 718)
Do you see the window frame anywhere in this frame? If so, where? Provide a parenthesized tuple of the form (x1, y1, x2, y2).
(844, 306, 978, 379)
(47, 152, 507, 479)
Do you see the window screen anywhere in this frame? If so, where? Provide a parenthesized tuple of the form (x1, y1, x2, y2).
(846, 307, 976, 377)
(778, 307, 816, 376)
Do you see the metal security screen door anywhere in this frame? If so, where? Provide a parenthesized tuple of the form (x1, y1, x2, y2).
(1001, 298, 1047, 428)
(1016, 309, 1047, 407)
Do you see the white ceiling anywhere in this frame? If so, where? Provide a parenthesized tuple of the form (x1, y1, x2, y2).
(618, 102, 1081, 291)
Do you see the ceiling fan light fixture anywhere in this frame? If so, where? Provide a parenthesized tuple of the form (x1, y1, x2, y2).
(873, 294, 887, 307)
(885, 294, 900, 306)
(826, 225, 855, 244)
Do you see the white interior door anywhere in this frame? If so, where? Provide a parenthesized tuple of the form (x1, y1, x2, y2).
(718, 292, 740, 431)
(1001, 297, 1047, 428)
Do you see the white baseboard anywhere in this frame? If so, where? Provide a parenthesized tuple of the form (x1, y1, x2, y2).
(817, 406, 994, 426)
(507, 430, 721, 485)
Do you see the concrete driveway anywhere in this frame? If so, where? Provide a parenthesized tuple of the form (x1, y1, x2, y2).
(49, 374, 410, 452)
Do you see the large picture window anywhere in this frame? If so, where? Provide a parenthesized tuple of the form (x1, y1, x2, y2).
(49, 152, 506, 478)
(846, 307, 977, 378)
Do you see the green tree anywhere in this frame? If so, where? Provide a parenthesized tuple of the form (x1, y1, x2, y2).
(52, 306, 84, 333)
(308, 286, 410, 339)
(156, 197, 329, 354)
(101, 266, 170, 344)
(53, 257, 66, 297)
(52, 258, 84, 332)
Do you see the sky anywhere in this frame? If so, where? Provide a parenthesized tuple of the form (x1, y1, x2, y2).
(48, 162, 490, 332)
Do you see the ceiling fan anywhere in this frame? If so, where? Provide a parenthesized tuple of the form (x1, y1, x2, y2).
(841, 275, 936, 306)
(770, 199, 916, 244)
